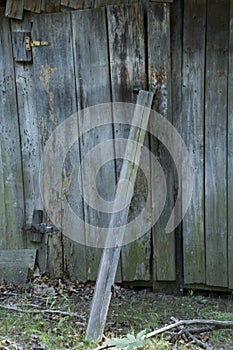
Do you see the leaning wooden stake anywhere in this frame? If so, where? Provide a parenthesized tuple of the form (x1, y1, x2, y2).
(85, 90, 154, 342)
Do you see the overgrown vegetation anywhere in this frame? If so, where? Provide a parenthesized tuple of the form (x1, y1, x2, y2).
(0, 276, 232, 349)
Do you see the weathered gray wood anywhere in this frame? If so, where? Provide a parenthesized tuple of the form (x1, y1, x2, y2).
(170, 0, 183, 289)
(94, 0, 122, 7)
(0, 249, 36, 286)
(107, 4, 146, 103)
(205, 0, 229, 287)
(85, 90, 154, 342)
(12, 31, 32, 62)
(61, 0, 91, 9)
(32, 12, 85, 278)
(0, 144, 6, 250)
(107, 3, 151, 282)
(41, 0, 61, 12)
(11, 15, 44, 268)
(0, 9, 25, 250)
(151, 0, 173, 3)
(24, 0, 42, 13)
(29, 210, 43, 243)
(147, 3, 175, 282)
(182, 0, 206, 285)
(127, 0, 147, 2)
(94, 0, 172, 6)
(72, 8, 117, 281)
(228, 0, 233, 289)
(5, 0, 24, 19)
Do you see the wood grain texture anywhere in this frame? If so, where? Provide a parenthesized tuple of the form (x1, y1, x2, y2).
(5, 0, 24, 19)
(11, 15, 46, 270)
(85, 91, 153, 342)
(170, 0, 183, 289)
(107, 3, 151, 281)
(0, 9, 25, 250)
(32, 11, 85, 278)
(182, 0, 206, 284)
(94, 0, 172, 6)
(151, 0, 173, 2)
(11, 16, 42, 228)
(41, 0, 61, 12)
(24, 0, 42, 13)
(94, 0, 122, 7)
(148, 3, 175, 282)
(61, 0, 92, 9)
(205, 0, 229, 287)
(72, 8, 116, 281)
(228, 0, 233, 289)
(0, 249, 36, 286)
(107, 3, 146, 103)
(12, 31, 32, 62)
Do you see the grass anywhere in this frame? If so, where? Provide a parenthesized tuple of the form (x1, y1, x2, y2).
(0, 280, 233, 349)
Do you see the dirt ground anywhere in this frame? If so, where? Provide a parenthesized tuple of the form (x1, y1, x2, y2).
(0, 276, 232, 349)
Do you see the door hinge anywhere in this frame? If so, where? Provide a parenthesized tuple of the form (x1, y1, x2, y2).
(25, 36, 50, 51)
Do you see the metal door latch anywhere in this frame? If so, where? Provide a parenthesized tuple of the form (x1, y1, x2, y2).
(25, 36, 50, 51)
(25, 222, 59, 234)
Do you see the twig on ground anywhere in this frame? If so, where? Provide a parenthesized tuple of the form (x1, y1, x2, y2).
(94, 344, 114, 350)
(94, 318, 233, 350)
(0, 303, 86, 322)
(15, 303, 43, 308)
(170, 317, 213, 349)
(0, 292, 20, 297)
(185, 326, 213, 334)
(145, 319, 233, 339)
(185, 330, 213, 350)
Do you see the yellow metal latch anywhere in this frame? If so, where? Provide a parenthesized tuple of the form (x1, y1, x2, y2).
(25, 36, 50, 51)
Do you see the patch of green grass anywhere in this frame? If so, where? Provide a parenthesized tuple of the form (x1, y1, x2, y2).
(0, 287, 233, 349)
(0, 310, 92, 349)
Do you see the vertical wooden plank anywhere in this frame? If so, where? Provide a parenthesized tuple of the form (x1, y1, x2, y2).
(205, 0, 229, 287)
(11, 14, 46, 269)
(0, 9, 25, 249)
(72, 8, 117, 281)
(11, 14, 43, 227)
(108, 4, 147, 103)
(0, 144, 6, 249)
(182, 0, 206, 285)
(5, 0, 24, 19)
(32, 12, 86, 278)
(107, 3, 151, 281)
(228, 0, 233, 289)
(12, 31, 32, 62)
(170, 0, 183, 288)
(148, 3, 175, 282)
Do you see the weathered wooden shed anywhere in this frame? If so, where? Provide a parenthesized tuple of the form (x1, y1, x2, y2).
(0, 0, 232, 292)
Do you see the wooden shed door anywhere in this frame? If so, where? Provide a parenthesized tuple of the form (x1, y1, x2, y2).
(31, 3, 175, 284)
